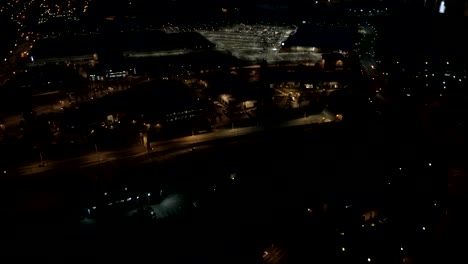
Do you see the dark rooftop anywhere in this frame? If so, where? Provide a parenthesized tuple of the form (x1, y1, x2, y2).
(30, 31, 214, 60)
(283, 25, 356, 50)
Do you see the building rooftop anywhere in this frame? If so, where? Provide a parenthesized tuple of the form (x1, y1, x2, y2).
(283, 25, 356, 50)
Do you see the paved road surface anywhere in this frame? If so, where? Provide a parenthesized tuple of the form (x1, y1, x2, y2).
(11, 113, 330, 176)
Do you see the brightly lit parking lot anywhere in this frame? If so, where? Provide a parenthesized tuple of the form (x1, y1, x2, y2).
(197, 24, 312, 62)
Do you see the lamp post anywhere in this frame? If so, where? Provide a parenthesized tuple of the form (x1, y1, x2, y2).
(94, 143, 99, 163)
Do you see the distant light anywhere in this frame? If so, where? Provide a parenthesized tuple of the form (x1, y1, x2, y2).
(342, 247, 345, 252)
(3, 171, 6, 174)
(428, 162, 432, 166)
(92, 206, 96, 209)
(30, 55, 34, 62)
(422, 226, 426, 231)
(104, 192, 107, 196)
(368, 258, 371, 262)
(401, 247, 404, 251)
(446, 61, 449, 65)
(147, 193, 151, 197)
(439, 1, 446, 14)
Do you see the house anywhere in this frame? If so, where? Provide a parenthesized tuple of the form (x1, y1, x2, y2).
(218, 94, 257, 111)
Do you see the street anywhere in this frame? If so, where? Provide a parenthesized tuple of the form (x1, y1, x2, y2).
(10, 113, 330, 176)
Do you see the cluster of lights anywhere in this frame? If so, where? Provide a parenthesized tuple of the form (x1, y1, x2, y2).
(37, 0, 91, 25)
(349, 7, 389, 16)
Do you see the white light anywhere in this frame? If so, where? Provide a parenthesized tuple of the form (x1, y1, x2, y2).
(147, 193, 151, 196)
(439, 1, 446, 13)
(104, 192, 107, 196)
(342, 247, 345, 252)
(422, 226, 426, 231)
(428, 163, 432, 166)
(401, 247, 404, 251)
(3, 170, 6, 174)
(368, 258, 371, 262)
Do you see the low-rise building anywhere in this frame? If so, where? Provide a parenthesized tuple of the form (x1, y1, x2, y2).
(219, 94, 257, 111)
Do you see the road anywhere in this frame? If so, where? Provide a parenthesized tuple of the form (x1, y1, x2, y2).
(263, 243, 287, 264)
(10, 113, 330, 176)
